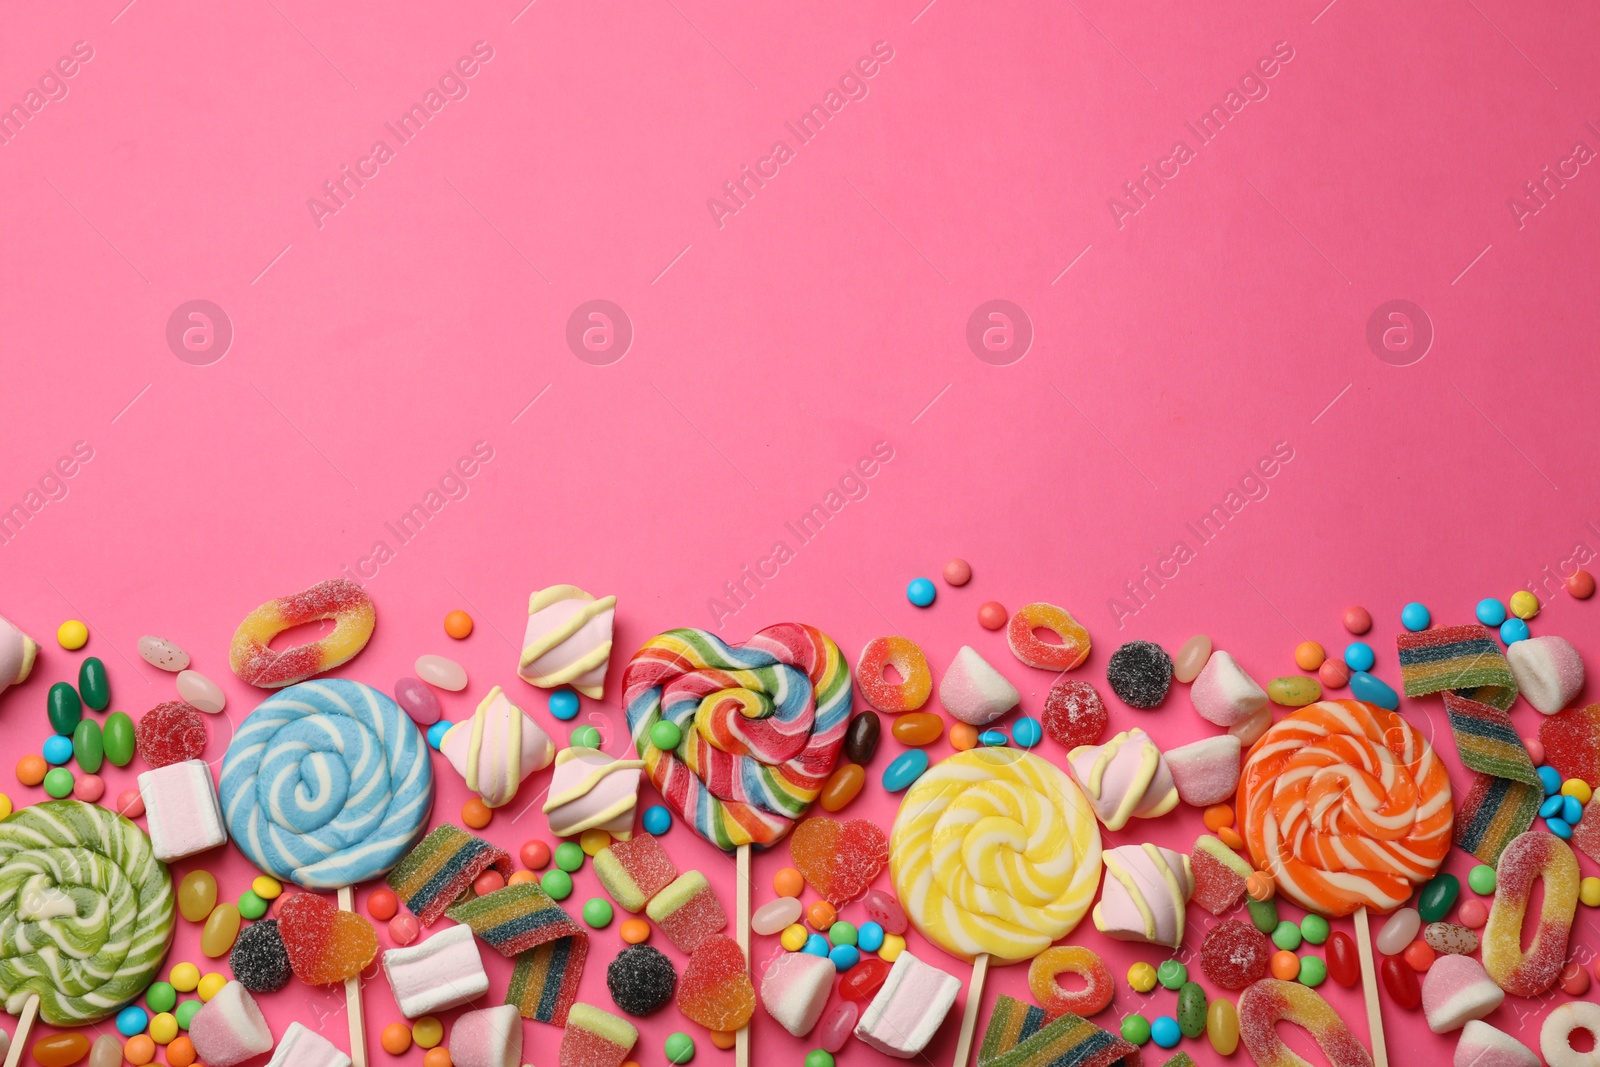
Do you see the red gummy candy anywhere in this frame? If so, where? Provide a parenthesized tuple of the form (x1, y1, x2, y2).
(1041, 681, 1108, 750)
(1200, 919, 1273, 990)
(839, 957, 891, 1002)
(1574, 796, 1600, 866)
(676, 935, 755, 1031)
(135, 702, 208, 768)
(789, 817, 888, 906)
(1381, 954, 1420, 1009)
(1326, 931, 1359, 988)
(1190, 836, 1251, 917)
(278, 892, 378, 985)
(1538, 703, 1600, 786)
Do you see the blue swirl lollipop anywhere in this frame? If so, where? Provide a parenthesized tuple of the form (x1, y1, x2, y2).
(220, 678, 434, 889)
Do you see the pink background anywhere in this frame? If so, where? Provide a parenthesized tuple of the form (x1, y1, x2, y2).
(4, 0, 1600, 1063)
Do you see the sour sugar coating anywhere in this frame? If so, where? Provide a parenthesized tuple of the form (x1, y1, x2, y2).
(1027, 946, 1113, 1016)
(0, 800, 175, 1025)
(387, 823, 511, 925)
(854, 950, 961, 1058)
(264, 1021, 352, 1067)
(594, 833, 678, 913)
(939, 646, 1022, 726)
(219, 679, 434, 890)
(1236, 699, 1452, 916)
(229, 577, 376, 688)
(890, 748, 1102, 963)
(646, 871, 727, 954)
(1455, 1021, 1539, 1067)
(1041, 680, 1109, 749)
(1482, 830, 1579, 996)
(1067, 729, 1179, 831)
(978, 994, 1141, 1067)
(1190, 651, 1268, 727)
(560, 1003, 639, 1067)
(1190, 834, 1253, 916)
(381, 924, 488, 1017)
(1238, 978, 1373, 1067)
(1006, 603, 1091, 671)
(677, 934, 755, 1032)
(1200, 919, 1273, 990)
(856, 636, 933, 712)
(135, 701, 208, 768)
(277, 891, 378, 985)
(1105, 640, 1173, 709)
(188, 981, 273, 1067)
(606, 944, 676, 1016)
(1164, 735, 1242, 807)
(229, 918, 291, 993)
(449, 1004, 523, 1067)
(789, 816, 888, 905)
(1540, 1002, 1600, 1067)
(761, 951, 834, 1036)
(1506, 636, 1584, 715)
(1421, 954, 1504, 1034)
(623, 624, 851, 850)
(520, 585, 617, 699)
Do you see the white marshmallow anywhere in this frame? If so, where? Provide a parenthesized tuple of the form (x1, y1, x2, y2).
(1190, 651, 1268, 727)
(855, 951, 960, 1058)
(1165, 735, 1242, 807)
(761, 951, 835, 1037)
(138, 759, 227, 861)
(938, 647, 1020, 726)
(382, 924, 489, 1018)
(264, 1022, 352, 1067)
(1507, 635, 1584, 714)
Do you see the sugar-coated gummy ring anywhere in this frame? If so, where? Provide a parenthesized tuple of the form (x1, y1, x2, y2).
(229, 578, 376, 689)
(1238, 979, 1370, 1067)
(1482, 830, 1579, 997)
(1007, 603, 1091, 671)
(1541, 1001, 1600, 1067)
(1028, 945, 1113, 1016)
(855, 637, 933, 713)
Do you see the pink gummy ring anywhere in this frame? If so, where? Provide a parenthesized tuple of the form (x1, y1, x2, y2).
(1007, 603, 1091, 671)
(1028, 945, 1112, 1016)
(854, 637, 932, 713)
(229, 578, 377, 688)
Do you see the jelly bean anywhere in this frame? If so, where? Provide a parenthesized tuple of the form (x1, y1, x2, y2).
(1299, 955, 1327, 986)
(71, 719, 104, 773)
(1127, 962, 1157, 992)
(1476, 598, 1507, 626)
(43, 767, 73, 798)
(1525, 737, 1545, 764)
(818, 763, 865, 812)
(238, 890, 268, 920)
(1207, 997, 1239, 1055)
(943, 558, 972, 585)
(382, 1023, 414, 1055)
(978, 730, 1007, 747)
(1157, 960, 1187, 990)
(1458, 898, 1488, 928)
(1582, 877, 1600, 908)
(76, 657, 109, 713)
(393, 677, 442, 726)
(1562, 960, 1591, 996)
(1376, 908, 1420, 955)
(1549, 817, 1574, 839)
(1417, 873, 1459, 922)
(1403, 940, 1435, 971)
(1272, 921, 1302, 951)
(1540, 765, 1563, 794)
(642, 805, 672, 834)
(148, 979, 179, 1010)
(818, 1004, 858, 1054)
(1247, 897, 1279, 934)
(906, 578, 936, 607)
(1177, 982, 1207, 1038)
(176, 670, 226, 714)
(1343, 606, 1372, 634)
(621, 918, 651, 943)
(201, 903, 241, 957)
(857, 921, 884, 953)
(31, 1033, 91, 1066)
(774, 868, 804, 898)
(117, 1005, 150, 1036)
(1012, 717, 1043, 748)
(1343, 642, 1375, 672)
(1268, 676, 1321, 707)
(1300, 914, 1330, 945)
(1150, 1016, 1180, 1049)
(891, 713, 942, 747)
(752, 897, 802, 936)
(56, 619, 88, 650)
(1269, 950, 1299, 980)
(1294, 641, 1326, 671)
(1203, 804, 1234, 831)
(42, 736, 73, 765)
(178, 872, 218, 923)
(89, 1034, 123, 1067)
(839, 957, 890, 1001)
(864, 888, 907, 935)
(844, 712, 880, 764)
(1174, 635, 1211, 683)
(1423, 922, 1478, 955)
(1318, 658, 1351, 689)
(780, 925, 807, 951)
(1509, 590, 1540, 619)
(413, 1016, 444, 1048)
(1349, 670, 1399, 709)
(1401, 602, 1430, 631)
(102, 711, 135, 766)
(881, 749, 928, 792)
(1569, 570, 1596, 598)
(1500, 618, 1530, 644)
(1380, 954, 1420, 1009)
(47, 682, 82, 736)
(1326, 931, 1359, 987)
(415, 654, 467, 690)
(978, 602, 1007, 630)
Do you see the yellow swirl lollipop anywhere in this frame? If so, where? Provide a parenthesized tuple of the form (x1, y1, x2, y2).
(890, 748, 1102, 965)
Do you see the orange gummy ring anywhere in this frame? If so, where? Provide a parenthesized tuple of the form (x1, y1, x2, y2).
(1028, 945, 1113, 1016)
(855, 636, 933, 712)
(229, 578, 376, 688)
(1007, 603, 1091, 671)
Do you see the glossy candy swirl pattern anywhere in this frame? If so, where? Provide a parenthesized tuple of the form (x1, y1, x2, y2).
(623, 624, 850, 850)
(890, 748, 1102, 964)
(220, 679, 434, 889)
(0, 801, 176, 1025)
(1237, 699, 1452, 917)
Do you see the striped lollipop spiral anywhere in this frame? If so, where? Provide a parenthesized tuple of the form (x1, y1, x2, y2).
(1237, 699, 1453, 916)
(890, 748, 1103, 964)
(220, 679, 434, 889)
(0, 801, 175, 1026)
(623, 624, 850, 850)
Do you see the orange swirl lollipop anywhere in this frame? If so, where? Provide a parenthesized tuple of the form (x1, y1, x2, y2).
(1236, 699, 1452, 917)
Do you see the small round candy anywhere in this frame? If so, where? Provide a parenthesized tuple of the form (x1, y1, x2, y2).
(978, 601, 1007, 630)
(1561, 961, 1592, 996)
(382, 1023, 413, 1054)
(664, 1032, 696, 1064)
(542, 869, 574, 900)
(828, 921, 858, 947)
(1300, 914, 1330, 945)
(1318, 658, 1350, 689)
(1564, 779, 1594, 804)
(149, 1011, 179, 1044)
(780, 924, 808, 951)
(1150, 1016, 1181, 1049)
(1272, 921, 1302, 951)
(1458, 899, 1488, 928)
(125, 1035, 157, 1065)
(473, 871, 506, 897)
(117, 1005, 150, 1036)
(462, 798, 492, 829)
(1539, 765, 1562, 795)
(423, 1050, 452, 1067)
(642, 805, 672, 834)
(73, 774, 104, 803)
(774, 868, 804, 897)
(709, 1033, 736, 1052)
(1403, 941, 1436, 971)
(1582, 877, 1600, 908)
(570, 725, 603, 749)
(879, 933, 905, 962)
(548, 689, 580, 720)
(1294, 642, 1326, 670)
(1475, 598, 1507, 626)
(1343, 641, 1375, 672)
(649, 720, 682, 751)
(1401, 602, 1430, 631)
(237, 890, 267, 920)
(857, 921, 884, 953)
(1011, 717, 1043, 748)
(943, 559, 972, 586)
(252, 875, 282, 900)
(1121, 1015, 1151, 1045)
(1568, 570, 1596, 599)
(803, 934, 830, 958)
(367, 887, 399, 921)
(521, 839, 552, 869)
(174, 999, 200, 1030)
(168, 964, 199, 993)
(950, 723, 978, 751)
(165, 1037, 196, 1067)
(906, 578, 936, 607)
(1247, 873, 1275, 902)
(1509, 590, 1540, 619)
(1157, 959, 1187, 990)
(1500, 618, 1530, 644)
(443, 610, 474, 639)
(580, 828, 612, 856)
(412, 1016, 444, 1048)
(508, 870, 538, 886)
(1299, 955, 1328, 987)
(1203, 804, 1235, 831)
(1127, 962, 1158, 993)
(198, 972, 227, 1000)
(1565, 795, 1583, 824)
(43, 767, 74, 798)
(1269, 950, 1299, 980)
(425, 720, 452, 750)
(1466, 865, 1496, 894)
(805, 1050, 835, 1067)
(42, 735, 73, 765)
(555, 841, 585, 872)
(583, 898, 614, 928)
(621, 918, 651, 943)
(57, 619, 89, 649)
(1343, 606, 1372, 634)
(829, 944, 860, 971)
(0, 794, 10, 819)
(1548, 817, 1573, 838)
(978, 730, 1007, 747)
(808, 901, 837, 930)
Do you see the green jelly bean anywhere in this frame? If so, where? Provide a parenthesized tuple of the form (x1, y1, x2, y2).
(1298, 955, 1328, 987)
(237, 890, 268, 920)
(72, 719, 104, 774)
(43, 767, 74, 798)
(78, 657, 109, 711)
(102, 711, 135, 766)
(1248, 897, 1279, 934)
(1418, 873, 1460, 923)
(1273, 920, 1303, 951)
(1177, 982, 1208, 1038)
(1300, 914, 1330, 945)
(1467, 864, 1496, 895)
(47, 682, 82, 736)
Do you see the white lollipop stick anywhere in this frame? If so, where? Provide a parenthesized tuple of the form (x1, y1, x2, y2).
(2, 994, 38, 1067)
(950, 953, 990, 1067)
(338, 886, 369, 1067)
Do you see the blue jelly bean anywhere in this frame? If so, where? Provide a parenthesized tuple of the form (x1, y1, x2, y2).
(1549, 817, 1574, 839)
(116, 1005, 149, 1037)
(1349, 670, 1398, 710)
(1012, 717, 1043, 748)
(1539, 765, 1562, 795)
(1343, 642, 1375, 672)
(42, 735, 73, 765)
(643, 805, 673, 835)
(857, 921, 885, 953)
(1476, 598, 1507, 627)
(1150, 1016, 1181, 1049)
(425, 720, 452, 750)
(1541, 795, 1565, 818)
(882, 749, 929, 792)
(829, 944, 861, 972)
(804, 934, 831, 958)
(1401, 602, 1431, 632)
(978, 730, 1007, 747)
(906, 578, 936, 607)
(1500, 618, 1531, 645)
(1565, 795, 1583, 824)
(548, 689, 581, 720)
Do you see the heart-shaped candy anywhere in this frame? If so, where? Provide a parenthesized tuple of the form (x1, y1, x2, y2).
(278, 892, 378, 985)
(677, 934, 755, 1031)
(788, 816, 888, 906)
